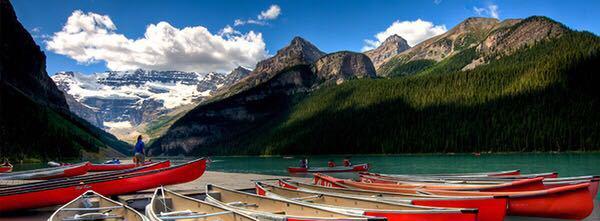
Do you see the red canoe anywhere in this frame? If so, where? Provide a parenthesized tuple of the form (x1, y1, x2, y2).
(0, 162, 90, 180)
(314, 173, 594, 220)
(0, 163, 12, 173)
(359, 174, 546, 192)
(256, 182, 479, 221)
(278, 179, 507, 221)
(0, 158, 206, 212)
(288, 163, 370, 173)
(88, 163, 137, 172)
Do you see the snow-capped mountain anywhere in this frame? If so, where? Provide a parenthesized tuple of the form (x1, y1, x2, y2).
(51, 68, 250, 131)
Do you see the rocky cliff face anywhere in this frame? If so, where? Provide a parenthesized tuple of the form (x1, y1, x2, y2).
(0, 0, 68, 110)
(215, 37, 326, 99)
(313, 51, 377, 84)
(150, 38, 377, 155)
(364, 34, 410, 71)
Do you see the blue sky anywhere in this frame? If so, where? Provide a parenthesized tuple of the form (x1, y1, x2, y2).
(12, 0, 600, 75)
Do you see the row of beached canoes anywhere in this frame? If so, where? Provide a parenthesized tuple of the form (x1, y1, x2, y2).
(0, 158, 207, 212)
(47, 170, 597, 221)
(45, 168, 597, 221)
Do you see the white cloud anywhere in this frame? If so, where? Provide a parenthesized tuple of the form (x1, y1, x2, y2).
(235, 4, 281, 26)
(46, 10, 268, 73)
(362, 19, 447, 51)
(473, 4, 500, 19)
(258, 5, 281, 20)
(433, 0, 442, 5)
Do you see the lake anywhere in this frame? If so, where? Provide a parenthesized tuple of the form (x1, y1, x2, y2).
(3, 153, 599, 221)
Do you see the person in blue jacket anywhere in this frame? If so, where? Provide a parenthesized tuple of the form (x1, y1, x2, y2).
(134, 135, 145, 166)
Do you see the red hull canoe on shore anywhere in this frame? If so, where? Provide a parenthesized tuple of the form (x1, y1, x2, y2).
(278, 179, 507, 221)
(314, 173, 594, 220)
(0, 162, 90, 180)
(359, 172, 599, 197)
(0, 158, 206, 212)
(288, 163, 370, 173)
(256, 182, 479, 221)
(359, 174, 546, 192)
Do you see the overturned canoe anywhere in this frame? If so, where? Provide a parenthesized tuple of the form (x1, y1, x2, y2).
(0, 162, 90, 180)
(256, 182, 478, 221)
(288, 163, 370, 173)
(48, 190, 148, 221)
(206, 184, 385, 221)
(314, 173, 594, 220)
(146, 187, 258, 221)
(278, 179, 507, 221)
(0, 159, 205, 212)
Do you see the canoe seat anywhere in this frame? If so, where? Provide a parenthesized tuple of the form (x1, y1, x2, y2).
(158, 211, 233, 220)
(227, 202, 258, 208)
(160, 209, 197, 217)
(61, 206, 124, 211)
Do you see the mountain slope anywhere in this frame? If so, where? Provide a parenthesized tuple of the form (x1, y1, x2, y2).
(254, 30, 600, 154)
(1, 0, 130, 159)
(150, 39, 376, 155)
(152, 16, 600, 155)
(364, 34, 411, 71)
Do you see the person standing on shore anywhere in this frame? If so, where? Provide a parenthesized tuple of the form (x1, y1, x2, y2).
(134, 135, 145, 166)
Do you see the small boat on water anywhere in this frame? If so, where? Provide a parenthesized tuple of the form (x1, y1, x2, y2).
(0, 159, 206, 212)
(205, 184, 386, 221)
(255, 182, 478, 221)
(0, 162, 12, 173)
(358, 174, 546, 192)
(288, 163, 370, 173)
(278, 179, 507, 221)
(0, 162, 90, 180)
(146, 187, 258, 221)
(48, 190, 148, 221)
(314, 173, 594, 220)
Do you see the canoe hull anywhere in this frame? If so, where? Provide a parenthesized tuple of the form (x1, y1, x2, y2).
(0, 167, 12, 173)
(0, 159, 206, 212)
(359, 175, 546, 192)
(364, 211, 477, 221)
(314, 173, 594, 220)
(289, 163, 369, 173)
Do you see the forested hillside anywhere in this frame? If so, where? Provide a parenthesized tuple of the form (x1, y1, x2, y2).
(253, 31, 600, 154)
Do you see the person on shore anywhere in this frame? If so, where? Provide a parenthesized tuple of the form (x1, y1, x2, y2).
(327, 159, 336, 167)
(134, 135, 145, 166)
(343, 156, 352, 167)
(299, 157, 309, 168)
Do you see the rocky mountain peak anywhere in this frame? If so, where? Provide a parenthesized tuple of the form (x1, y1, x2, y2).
(215, 37, 325, 99)
(365, 34, 411, 71)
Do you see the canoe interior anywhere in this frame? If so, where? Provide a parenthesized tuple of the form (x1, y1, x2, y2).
(151, 188, 256, 221)
(207, 185, 358, 218)
(50, 191, 143, 221)
(259, 182, 433, 211)
(282, 180, 436, 199)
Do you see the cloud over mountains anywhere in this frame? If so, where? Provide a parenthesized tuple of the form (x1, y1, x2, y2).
(46, 10, 268, 73)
